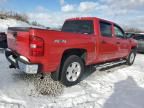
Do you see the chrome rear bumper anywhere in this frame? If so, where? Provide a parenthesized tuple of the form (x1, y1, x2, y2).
(5, 48, 40, 74)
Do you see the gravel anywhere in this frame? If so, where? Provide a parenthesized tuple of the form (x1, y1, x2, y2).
(22, 74, 64, 96)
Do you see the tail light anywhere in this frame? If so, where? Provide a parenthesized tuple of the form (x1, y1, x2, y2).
(30, 36, 44, 56)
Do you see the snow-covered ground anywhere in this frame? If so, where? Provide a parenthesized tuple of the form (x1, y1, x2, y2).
(0, 49, 144, 108)
(0, 18, 46, 33)
(0, 18, 31, 32)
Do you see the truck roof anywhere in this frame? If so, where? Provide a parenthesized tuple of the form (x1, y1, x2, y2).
(66, 17, 113, 23)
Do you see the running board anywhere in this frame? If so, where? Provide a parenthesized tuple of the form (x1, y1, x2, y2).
(95, 60, 126, 70)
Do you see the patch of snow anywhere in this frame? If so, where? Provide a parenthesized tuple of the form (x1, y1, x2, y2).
(0, 93, 26, 106)
(0, 18, 46, 33)
(0, 49, 144, 108)
(0, 18, 31, 33)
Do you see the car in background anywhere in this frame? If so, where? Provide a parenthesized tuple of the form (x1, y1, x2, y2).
(126, 32, 144, 53)
(126, 32, 135, 38)
(0, 32, 7, 48)
(133, 33, 144, 53)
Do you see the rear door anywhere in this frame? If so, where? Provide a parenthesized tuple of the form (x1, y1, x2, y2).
(114, 25, 130, 57)
(98, 21, 118, 61)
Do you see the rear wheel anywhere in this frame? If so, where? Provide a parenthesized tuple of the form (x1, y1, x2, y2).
(60, 55, 84, 87)
(126, 49, 136, 65)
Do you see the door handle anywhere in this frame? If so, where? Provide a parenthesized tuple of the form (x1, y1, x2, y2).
(116, 42, 120, 44)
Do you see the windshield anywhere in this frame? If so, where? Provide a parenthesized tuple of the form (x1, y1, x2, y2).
(62, 20, 94, 34)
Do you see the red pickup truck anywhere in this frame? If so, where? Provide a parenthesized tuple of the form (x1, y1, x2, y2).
(5, 17, 137, 86)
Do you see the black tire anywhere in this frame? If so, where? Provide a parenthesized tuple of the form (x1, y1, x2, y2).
(126, 49, 136, 65)
(60, 55, 84, 87)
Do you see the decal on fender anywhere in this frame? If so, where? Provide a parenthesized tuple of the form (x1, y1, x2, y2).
(54, 40, 67, 43)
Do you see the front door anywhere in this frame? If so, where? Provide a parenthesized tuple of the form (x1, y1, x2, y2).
(114, 25, 130, 57)
(98, 21, 118, 61)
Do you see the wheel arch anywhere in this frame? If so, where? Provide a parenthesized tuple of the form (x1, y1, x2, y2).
(61, 48, 87, 64)
(51, 48, 87, 81)
(131, 46, 137, 51)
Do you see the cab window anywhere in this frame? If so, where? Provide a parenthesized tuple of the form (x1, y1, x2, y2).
(100, 21, 112, 37)
(62, 20, 94, 34)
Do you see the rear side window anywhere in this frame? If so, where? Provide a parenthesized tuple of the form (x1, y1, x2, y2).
(133, 35, 144, 40)
(62, 20, 94, 34)
(100, 21, 112, 37)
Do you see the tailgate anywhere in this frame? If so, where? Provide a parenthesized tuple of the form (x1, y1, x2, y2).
(7, 27, 30, 56)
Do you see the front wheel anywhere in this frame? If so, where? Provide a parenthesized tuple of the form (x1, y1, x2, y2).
(126, 49, 136, 65)
(60, 55, 84, 87)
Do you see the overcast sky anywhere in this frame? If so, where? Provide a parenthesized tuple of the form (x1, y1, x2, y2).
(0, 0, 144, 29)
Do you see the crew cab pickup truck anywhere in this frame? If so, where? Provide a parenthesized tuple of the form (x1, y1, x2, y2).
(5, 17, 137, 86)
